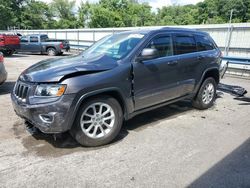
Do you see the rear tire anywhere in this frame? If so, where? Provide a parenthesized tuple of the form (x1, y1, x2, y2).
(192, 77, 217, 110)
(47, 47, 57, 56)
(70, 96, 123, 147)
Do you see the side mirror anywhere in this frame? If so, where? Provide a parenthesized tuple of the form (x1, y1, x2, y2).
(136, 48, 158, 62)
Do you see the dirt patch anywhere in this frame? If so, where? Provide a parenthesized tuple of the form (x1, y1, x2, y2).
(12, 120, 26, 139)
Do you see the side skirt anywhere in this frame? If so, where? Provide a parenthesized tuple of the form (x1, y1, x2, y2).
(126, 94, 194, 120)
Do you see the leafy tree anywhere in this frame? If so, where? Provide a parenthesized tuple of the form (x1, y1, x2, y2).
(196, 0, 250, 24)
(87, 0, 155, 28)
(19, 0, 54, 29)
(157, 5, 199, 25)
(0, 0, 25, 30)
(78, 1, 91, 28)
(125, 2, 155, 26)
(89, 5, 125, 28)
(50, 0, 78, 28)
(2, 0, 250, 30)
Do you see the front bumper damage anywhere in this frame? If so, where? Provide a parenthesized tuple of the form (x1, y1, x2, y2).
(11, 92, 76, 134)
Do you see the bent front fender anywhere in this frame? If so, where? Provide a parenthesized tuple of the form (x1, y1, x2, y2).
(66, 87, 133, 131)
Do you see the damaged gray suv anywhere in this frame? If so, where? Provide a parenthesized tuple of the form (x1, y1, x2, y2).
(11, 28, 221, 147)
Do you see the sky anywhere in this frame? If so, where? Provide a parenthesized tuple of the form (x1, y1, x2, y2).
(42, 0, 204, 10)
(140, 0, 204, 10)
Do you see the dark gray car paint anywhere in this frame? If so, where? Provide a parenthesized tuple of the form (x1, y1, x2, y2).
(11, 28, 221, 134)
(19, 54, 119, 82)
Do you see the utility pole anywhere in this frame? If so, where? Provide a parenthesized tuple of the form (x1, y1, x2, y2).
(224, 9, 234, 56)
(229, 9, 234, 24)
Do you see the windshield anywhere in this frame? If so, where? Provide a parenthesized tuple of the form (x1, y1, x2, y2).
(82, 33, 145, 60)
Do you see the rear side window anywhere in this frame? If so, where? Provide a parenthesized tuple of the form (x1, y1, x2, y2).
(175, 35, 196, 55)
(30, 36, 38, 43)
(146, 36, 173, 58)
(195, 35, 215, 51)
(40, 36, 48, 42)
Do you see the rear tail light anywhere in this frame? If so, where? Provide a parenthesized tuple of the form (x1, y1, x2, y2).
(0, 54, 4, 63)
(60, 43, 64, 49)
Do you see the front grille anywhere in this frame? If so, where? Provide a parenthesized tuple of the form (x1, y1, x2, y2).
(14, 82, 30, 102)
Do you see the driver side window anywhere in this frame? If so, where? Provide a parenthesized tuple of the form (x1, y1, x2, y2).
(146, 35, 173, 59)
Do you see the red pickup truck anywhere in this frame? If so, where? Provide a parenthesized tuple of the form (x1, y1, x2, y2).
(0, 34, 20, 56)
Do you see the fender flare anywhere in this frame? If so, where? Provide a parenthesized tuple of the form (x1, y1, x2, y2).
(194, 67, 220, 95)
(67, 87, 130, 130)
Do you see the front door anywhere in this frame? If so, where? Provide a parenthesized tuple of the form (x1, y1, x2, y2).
(20, 36, 29, 52)
(133, 34, 181, 110)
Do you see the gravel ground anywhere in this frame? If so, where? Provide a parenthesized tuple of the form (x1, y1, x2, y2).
(0, 53, 249, 188)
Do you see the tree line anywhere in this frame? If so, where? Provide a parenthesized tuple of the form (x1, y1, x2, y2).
(0, 0, 250, 30)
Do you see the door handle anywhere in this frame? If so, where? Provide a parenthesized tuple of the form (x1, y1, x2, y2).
(167, 61, 178, 66)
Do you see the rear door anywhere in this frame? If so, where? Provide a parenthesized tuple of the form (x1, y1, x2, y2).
(133, 34, 181, 110)
(173, 34, 199, 96)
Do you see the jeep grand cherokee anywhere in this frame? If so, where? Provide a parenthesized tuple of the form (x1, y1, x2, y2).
(11, 28, 222, 147)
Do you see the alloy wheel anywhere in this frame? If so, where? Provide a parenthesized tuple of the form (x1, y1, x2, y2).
(80, 102, 115, 139)
(202, 83, 215, 104)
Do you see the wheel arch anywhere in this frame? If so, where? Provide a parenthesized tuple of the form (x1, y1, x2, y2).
(68, 88, 129, 130)
(194, 67, 220, 97)
(46, 46, 57, 53)
(202, 68, 220, 85)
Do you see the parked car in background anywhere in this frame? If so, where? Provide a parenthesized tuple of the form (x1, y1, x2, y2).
(18, 34, 70, 56)
(0, 34, 20, 56)
(12, 28, 222, 147)
(0, 52, 7, 85)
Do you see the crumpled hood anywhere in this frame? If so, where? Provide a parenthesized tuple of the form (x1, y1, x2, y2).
(19, 54, 118, 82)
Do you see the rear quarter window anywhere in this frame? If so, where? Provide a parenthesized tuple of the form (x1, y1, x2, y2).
(195, 35, 215, 51)
(40, 36, 48, 42)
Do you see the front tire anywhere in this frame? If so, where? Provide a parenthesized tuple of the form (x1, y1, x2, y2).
(192, 77, 217, 110)
(70, 96, 123, 147)
(3, 50, 14, 56)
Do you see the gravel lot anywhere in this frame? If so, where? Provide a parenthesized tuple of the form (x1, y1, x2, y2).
(0, 53, 249, 188)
